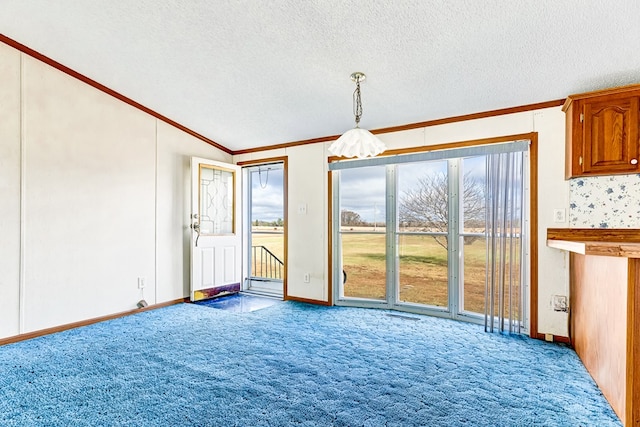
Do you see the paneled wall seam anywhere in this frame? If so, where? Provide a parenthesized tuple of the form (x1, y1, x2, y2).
(18, 52, 25, 334)
(154, 120, 159, 304)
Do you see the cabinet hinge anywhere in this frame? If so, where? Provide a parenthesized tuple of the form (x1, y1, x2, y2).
(579, 113, 584, 123)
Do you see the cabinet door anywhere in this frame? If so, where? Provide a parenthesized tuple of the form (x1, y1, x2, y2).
(582, 96, 639, 174)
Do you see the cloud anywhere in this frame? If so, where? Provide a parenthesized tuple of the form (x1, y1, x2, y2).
(248, 155, 490, 223)
(250, 168, 284, 221)
(340, 166, 386, 222)
(337, 156, 489, 222)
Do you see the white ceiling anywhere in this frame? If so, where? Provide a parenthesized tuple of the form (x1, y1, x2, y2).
(2, 1, 640, 152)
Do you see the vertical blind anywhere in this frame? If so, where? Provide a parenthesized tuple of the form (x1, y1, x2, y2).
(485, 150, 525, 333)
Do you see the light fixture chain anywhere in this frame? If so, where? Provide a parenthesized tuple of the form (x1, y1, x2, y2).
(328, 71, 386, 158)
(353, 78, 362, 127)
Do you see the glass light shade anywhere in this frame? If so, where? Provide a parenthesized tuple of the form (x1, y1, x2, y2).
(328, 128, 386, 158)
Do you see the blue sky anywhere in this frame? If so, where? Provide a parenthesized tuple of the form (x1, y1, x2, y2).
(250, 168, 284, 222)
(340, 156, 486, 223)
(247, 156, 488, 223)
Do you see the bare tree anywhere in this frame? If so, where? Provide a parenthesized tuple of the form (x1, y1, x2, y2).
(341, 209, 364, 226)
(398, 172, 485, 249)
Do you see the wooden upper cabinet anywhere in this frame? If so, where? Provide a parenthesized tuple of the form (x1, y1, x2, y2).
(564, 84, 640, 179)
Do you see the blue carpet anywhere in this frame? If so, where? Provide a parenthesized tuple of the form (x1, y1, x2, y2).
(0, 302, 620, 426)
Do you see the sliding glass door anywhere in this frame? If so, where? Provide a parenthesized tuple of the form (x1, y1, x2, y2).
(331, 141, 529, 328)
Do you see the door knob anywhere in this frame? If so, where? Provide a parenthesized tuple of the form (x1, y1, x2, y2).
(631, 158, 638, 165)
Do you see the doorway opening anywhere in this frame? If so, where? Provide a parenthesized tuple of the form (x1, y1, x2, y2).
(243, 161, 286, 298)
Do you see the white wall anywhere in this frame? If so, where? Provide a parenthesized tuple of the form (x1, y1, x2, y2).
(0, 43, 21, 338)
(0, 39, 579, 338)
(0, 43, 229, 338)
(286, 143, 328, 301)
(235, 107, 573, 336)
(534, 109, 572, 335)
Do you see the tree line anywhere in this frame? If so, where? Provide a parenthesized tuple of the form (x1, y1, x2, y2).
(341, 171, 485, 249)
(253, 218, 284, 227)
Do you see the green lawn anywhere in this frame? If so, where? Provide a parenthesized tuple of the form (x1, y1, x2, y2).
(250, 228, 521, 318)
(340, 233, 518, 316)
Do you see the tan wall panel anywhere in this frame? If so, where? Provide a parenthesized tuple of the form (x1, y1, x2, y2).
(0, 44, 22, 338)
(286, 143, 327, 301)
(21, 56, 157, 332)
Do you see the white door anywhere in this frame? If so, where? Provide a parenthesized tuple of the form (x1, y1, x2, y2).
(190, 157, 242, 301)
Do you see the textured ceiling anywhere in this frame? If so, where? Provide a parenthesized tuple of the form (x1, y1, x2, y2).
(2, 1, 640, 152)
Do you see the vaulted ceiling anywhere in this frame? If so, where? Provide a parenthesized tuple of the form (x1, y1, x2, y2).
(2, 1, 640, 152)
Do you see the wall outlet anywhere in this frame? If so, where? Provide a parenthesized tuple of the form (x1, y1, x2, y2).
(553, 208, 566, 223)
(298, 203, 308, 215)
(303, 273, 310, 283)
(551, 295, 568, 312)
(138, 277, 146, 289)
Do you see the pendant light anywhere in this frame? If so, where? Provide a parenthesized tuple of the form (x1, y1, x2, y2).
(328, 72, 386, 158)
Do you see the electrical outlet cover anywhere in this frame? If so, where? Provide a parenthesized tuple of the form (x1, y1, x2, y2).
(552, 295, 568, 312)
(553, 209, 566, 223)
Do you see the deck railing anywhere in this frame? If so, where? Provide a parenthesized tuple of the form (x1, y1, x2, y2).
(251, 245, 284, 280)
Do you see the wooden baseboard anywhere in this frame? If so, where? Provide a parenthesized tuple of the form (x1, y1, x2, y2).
(533, 332, 571, 344)
(0, 298, 188, 347)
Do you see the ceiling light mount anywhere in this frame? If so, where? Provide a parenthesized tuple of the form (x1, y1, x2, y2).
(350, 72, 366, 83)
(328, 71, 386, 159)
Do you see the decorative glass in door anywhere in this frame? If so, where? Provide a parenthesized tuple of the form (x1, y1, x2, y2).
(199, 165, 235, 235)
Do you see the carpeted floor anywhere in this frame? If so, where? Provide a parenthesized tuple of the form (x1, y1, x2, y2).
(0, 302, 620, 426)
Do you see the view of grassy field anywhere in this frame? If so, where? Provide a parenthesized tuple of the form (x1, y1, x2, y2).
(341, 233, 489, 313)
(341, 232, 521, 318)
(251, 228, 521, 319)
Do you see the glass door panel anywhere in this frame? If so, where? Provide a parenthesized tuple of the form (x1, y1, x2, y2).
(397, 161, 449, 308)
(341, 233, 386, 299)
(398, 234, 448, 307)
(339, 166, 386, 301)
(460, 156, 487, 315)
(461, 237, 486, 314)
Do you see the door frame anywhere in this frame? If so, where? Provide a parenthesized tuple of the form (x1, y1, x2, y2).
(237, 156, 289, 299)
